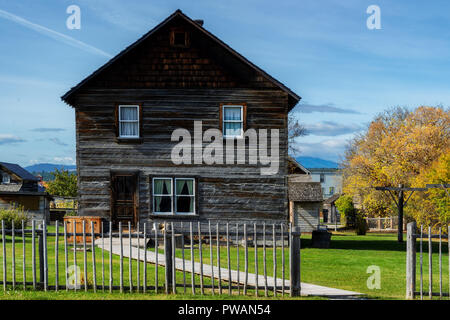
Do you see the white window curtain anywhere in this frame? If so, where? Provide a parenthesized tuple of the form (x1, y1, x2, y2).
(223, 106, 243, 137)
(119, 105, 139, 137)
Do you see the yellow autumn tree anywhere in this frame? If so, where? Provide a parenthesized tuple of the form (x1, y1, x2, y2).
(342, 106, 450, 225)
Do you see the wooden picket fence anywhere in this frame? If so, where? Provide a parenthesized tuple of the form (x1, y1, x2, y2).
(0, 219, 302, 296)
(406, 222, 450, 299)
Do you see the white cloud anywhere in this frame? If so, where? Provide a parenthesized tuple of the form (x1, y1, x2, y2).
(0, 134, 26, 145)
(304, 121, 364, 136)
(52, 157, 76, 165)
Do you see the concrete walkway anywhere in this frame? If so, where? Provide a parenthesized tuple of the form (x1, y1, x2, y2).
(95, 238, 363, 298)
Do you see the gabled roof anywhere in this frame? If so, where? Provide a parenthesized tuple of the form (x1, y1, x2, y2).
(61, 9, 301, 109)
(288, 156, 310, 175)
(288, 179, 323, 202)
(0, 162, 39, 182)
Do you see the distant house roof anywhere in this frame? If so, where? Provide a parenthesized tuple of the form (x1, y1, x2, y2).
(61, 9, 301, 110)
(288, 177, 323, 202)
(324, 193, 341, 204)
(288, 156, 310, 175)
(0, 162, 39, 182)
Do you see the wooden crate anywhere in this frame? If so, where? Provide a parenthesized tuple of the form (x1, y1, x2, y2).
(63, 216, 103, 244)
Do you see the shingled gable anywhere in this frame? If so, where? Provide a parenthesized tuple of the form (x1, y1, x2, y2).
(61, 9, 300, 109)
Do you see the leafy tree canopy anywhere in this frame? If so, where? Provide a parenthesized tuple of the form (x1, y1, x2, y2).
(45, 168, 77, 197)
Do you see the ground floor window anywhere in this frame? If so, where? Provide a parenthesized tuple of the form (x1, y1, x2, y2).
(152, 177, 196, 215)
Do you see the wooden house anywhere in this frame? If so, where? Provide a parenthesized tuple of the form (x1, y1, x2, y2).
(0, 162, 52, 222)
(61, 10, 301, 229)
(288, 157, 323, 232)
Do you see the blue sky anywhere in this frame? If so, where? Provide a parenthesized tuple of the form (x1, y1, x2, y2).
(0, 0, 449, 167)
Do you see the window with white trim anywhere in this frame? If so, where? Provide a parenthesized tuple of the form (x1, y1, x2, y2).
(119, 105, 139, 138)
(152, 177, 196, 215)
(1, 173, 10, 184)
(222, 105, 243, 138)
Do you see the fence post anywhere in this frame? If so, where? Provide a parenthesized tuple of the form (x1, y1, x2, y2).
(290, 226, 301, 297)
(406, 221, 416, 299)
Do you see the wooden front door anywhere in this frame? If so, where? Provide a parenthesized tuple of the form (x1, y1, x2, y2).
(111, 173, 138, 229)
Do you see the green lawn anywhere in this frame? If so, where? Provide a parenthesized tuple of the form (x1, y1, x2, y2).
(0, 227, 448, 300)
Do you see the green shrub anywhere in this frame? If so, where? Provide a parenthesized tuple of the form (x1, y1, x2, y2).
(0, 205, 30, 229)
(355, 211, 369, 235)
(335, 195, 356, 227)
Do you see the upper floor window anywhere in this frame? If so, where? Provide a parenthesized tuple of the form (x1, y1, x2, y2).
(119, 105, 139, 138)
(221, 104, 246, 138)
(170, 29, 189, 47)
(1, 173, 10, 184)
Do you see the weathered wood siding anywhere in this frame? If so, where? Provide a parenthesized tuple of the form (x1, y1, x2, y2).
(292, 202, 320, 232)
(74, 89, 289, 224)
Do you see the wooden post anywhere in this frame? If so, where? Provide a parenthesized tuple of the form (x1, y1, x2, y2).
(181, 221, 186, 294)
(273, 224, 277, 296)
(198, 222, 204, 295)
(281, 224, 285, 296)
(164, 222, 173, 294)
(73, 221, 77, 291)
(420, 226, 423, 300)
(137, 222, 140, 293)
(406, 222, 416, 299)
(101, 222, 104, 292)
(171, 222, 176, 294)
(398, 184, 404, 242)
(290, 225, 301, 297)
(226, 223, 231, 295)
(2, 220, 6, 292)
(190, 222, 194, 295)
(263, 223, 267, 297)
(155, 224, 158, 294)
(43, 220, 48, 291)
(244, 223, 248, 296)
(428, 227, 432, 299)
(236, 223, 240, 295)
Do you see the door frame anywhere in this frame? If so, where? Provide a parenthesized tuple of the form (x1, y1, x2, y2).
(110, 170, 140, 229)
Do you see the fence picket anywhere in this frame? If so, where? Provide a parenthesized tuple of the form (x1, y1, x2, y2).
(143, 223, 147, 293)
(32, 220, 36, 290)
(101, 222, 105, 292)
(22, 220, 26, 290)
(91, 221, 97, 293)
(439, 228, 442, 299)
(12, 221, 15, 290)
(2, 220, 6, 292)
(82, 220, 87, 292)
(236, 223, 240, 295)
(226, 223, 231, 295)
(164, 221, 168, 294)
(190, 222, 195, 295)
(137, 222, 140, 293)
(244, 224, 248, 296)
(43, 220, 48, 291)
(199, 222, 204, 295)
(171, 222, 176, 294)
(281, 224, 285, 296)
(216, 223, 221, 295)
(254, 223, 258, 297)
(73, 221, 77, 292)
(119, 222, 123, 293)
(263, 223, 267, 297)
(428, 227, 432, 299)
(181, 222, 186, 294)
(273, 224, 277, 296)
(155, 224, 158, 294)
(209, 221, 214, 295)
(109, 221, 113, 293)
(55, 220, 59, 291)
(420, 226, 423, 300)
(129, 222, 133, 293)
(64, 221, 68, 291)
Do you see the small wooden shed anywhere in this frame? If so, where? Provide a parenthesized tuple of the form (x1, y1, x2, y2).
(288, 175, 323, 232)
